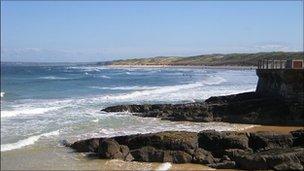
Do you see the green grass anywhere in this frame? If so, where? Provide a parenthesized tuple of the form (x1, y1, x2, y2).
(98, 51, 304, 66)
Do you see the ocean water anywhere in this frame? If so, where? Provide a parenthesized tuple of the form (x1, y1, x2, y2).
(1, 63, 258, 169)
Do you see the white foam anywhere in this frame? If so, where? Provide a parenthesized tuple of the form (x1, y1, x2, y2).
(90, 85, 160, 90)
(100, 75, 111, 79)
(92, 118, 99, 123)
(1, 92, 5, 98)
(156, 162, 172, 171)
(1, 106, 62, 118)
(66, 66, 106, 72)
(39, 76, 69, 80)
(100, 77, 226, 101)
(1, 130, 59, 152)
(202, 76, 227, 85)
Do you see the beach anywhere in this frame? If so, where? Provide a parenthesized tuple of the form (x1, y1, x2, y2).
(4, 123, 300, 171)
(1, 64, 302, 170)
(107, 64, 257, 70)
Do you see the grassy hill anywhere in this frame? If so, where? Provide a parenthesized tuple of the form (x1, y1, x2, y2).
(99, 51, 304, 66)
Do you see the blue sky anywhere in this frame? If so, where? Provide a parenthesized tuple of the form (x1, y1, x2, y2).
(1, 1, 303, 62)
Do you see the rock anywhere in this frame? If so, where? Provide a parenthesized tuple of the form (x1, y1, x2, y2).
(205, 92, 259, 104)
(130, 146, 164, 162)
(220, 155, 230, 162)
(98, 139, 123, 159)
(60, 139, 71, 147)
(191, 148, 215, 164)
(233, 147, 304, 170)
(224, 149, 251, 159)
(207, 160, 236, 169)
(249, 131, 293, 151)
(97, 139, 134, 161)
(69, 130, 304, 170)
(163, 150, 192, 163)
(273, 162, 304, 171)
(101, 91, 304, 126)
(198, 130, 249, 156)
(291, 129, 304, 147)
(70, 138, 100, 152)
(114, 131, 198, 151)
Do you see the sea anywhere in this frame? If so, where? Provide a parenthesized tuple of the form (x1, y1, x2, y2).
(0, 63, 258, 170)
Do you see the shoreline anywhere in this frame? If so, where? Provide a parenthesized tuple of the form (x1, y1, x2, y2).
(106, 64, 257, 70)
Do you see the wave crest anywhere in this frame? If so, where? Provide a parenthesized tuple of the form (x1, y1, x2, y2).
(1, 106, 62, 118)
(1, 130, 59, 152)
(39, 76, 69, 80)
(1, 92, 5, 98)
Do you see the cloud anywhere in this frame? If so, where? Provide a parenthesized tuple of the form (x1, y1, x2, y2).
(252, 44, 294, 51)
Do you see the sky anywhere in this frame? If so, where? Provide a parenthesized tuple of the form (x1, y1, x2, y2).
(1, 1, 303, 62)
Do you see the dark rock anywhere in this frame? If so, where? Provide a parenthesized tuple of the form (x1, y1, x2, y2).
(114, 131, 198, 151)
(60, 139, 71, 147)
(198, 130, 249, 156)
(130, 146, 192, 163)
(220, 155, 230, 162)
(69, 130, 304, 170)
(274, 162, 304, 171)
(163, 150, 192, 163)
(207, 160, 236, 169)
(233, 147, 304, 170)
(291, 129, 304, 147)
(191, 148, 215, 164)
(98, 139, 124, 159)
(224, 149, 251, 159)
(101, 91, 304, 126)
(70, 138, 100, 152)
(120, 145, 134, 161)
(249, 131, 293, 151)
(205, 92, 259, 104)
(130, 146, 164, 162)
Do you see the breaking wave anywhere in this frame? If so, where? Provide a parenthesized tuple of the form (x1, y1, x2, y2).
(90, 85, 160, 90)
(1, 106, 62, 118)
(99, 75, 111, 79)
(39, 76, 69, 80)
(1, 130, 59, 152)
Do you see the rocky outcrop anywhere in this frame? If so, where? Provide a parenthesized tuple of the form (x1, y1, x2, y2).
(68, 129, 304, 170)
(102, 92, 304, 126)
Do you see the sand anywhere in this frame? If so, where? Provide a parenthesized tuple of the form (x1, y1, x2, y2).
(107, 64, 257, 70)
(242, 125, 304, 134)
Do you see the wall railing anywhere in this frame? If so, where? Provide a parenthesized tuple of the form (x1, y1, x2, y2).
(258, 59, 304, 69)
(258, 59, 287, 69)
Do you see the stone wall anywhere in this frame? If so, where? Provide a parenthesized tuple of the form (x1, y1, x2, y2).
(256, 69, 304, 104)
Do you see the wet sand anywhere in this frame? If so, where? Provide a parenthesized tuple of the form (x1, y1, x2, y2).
(1, 144, 214, 170)
(242, 125, 304, 134)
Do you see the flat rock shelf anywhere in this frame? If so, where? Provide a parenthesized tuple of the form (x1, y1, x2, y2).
(67, 129, 304, 170)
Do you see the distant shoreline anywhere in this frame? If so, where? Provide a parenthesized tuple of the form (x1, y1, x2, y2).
(107, 64, 257, 69)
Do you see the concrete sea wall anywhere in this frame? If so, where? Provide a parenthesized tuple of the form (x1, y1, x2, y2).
(256, 69, 304, 104)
